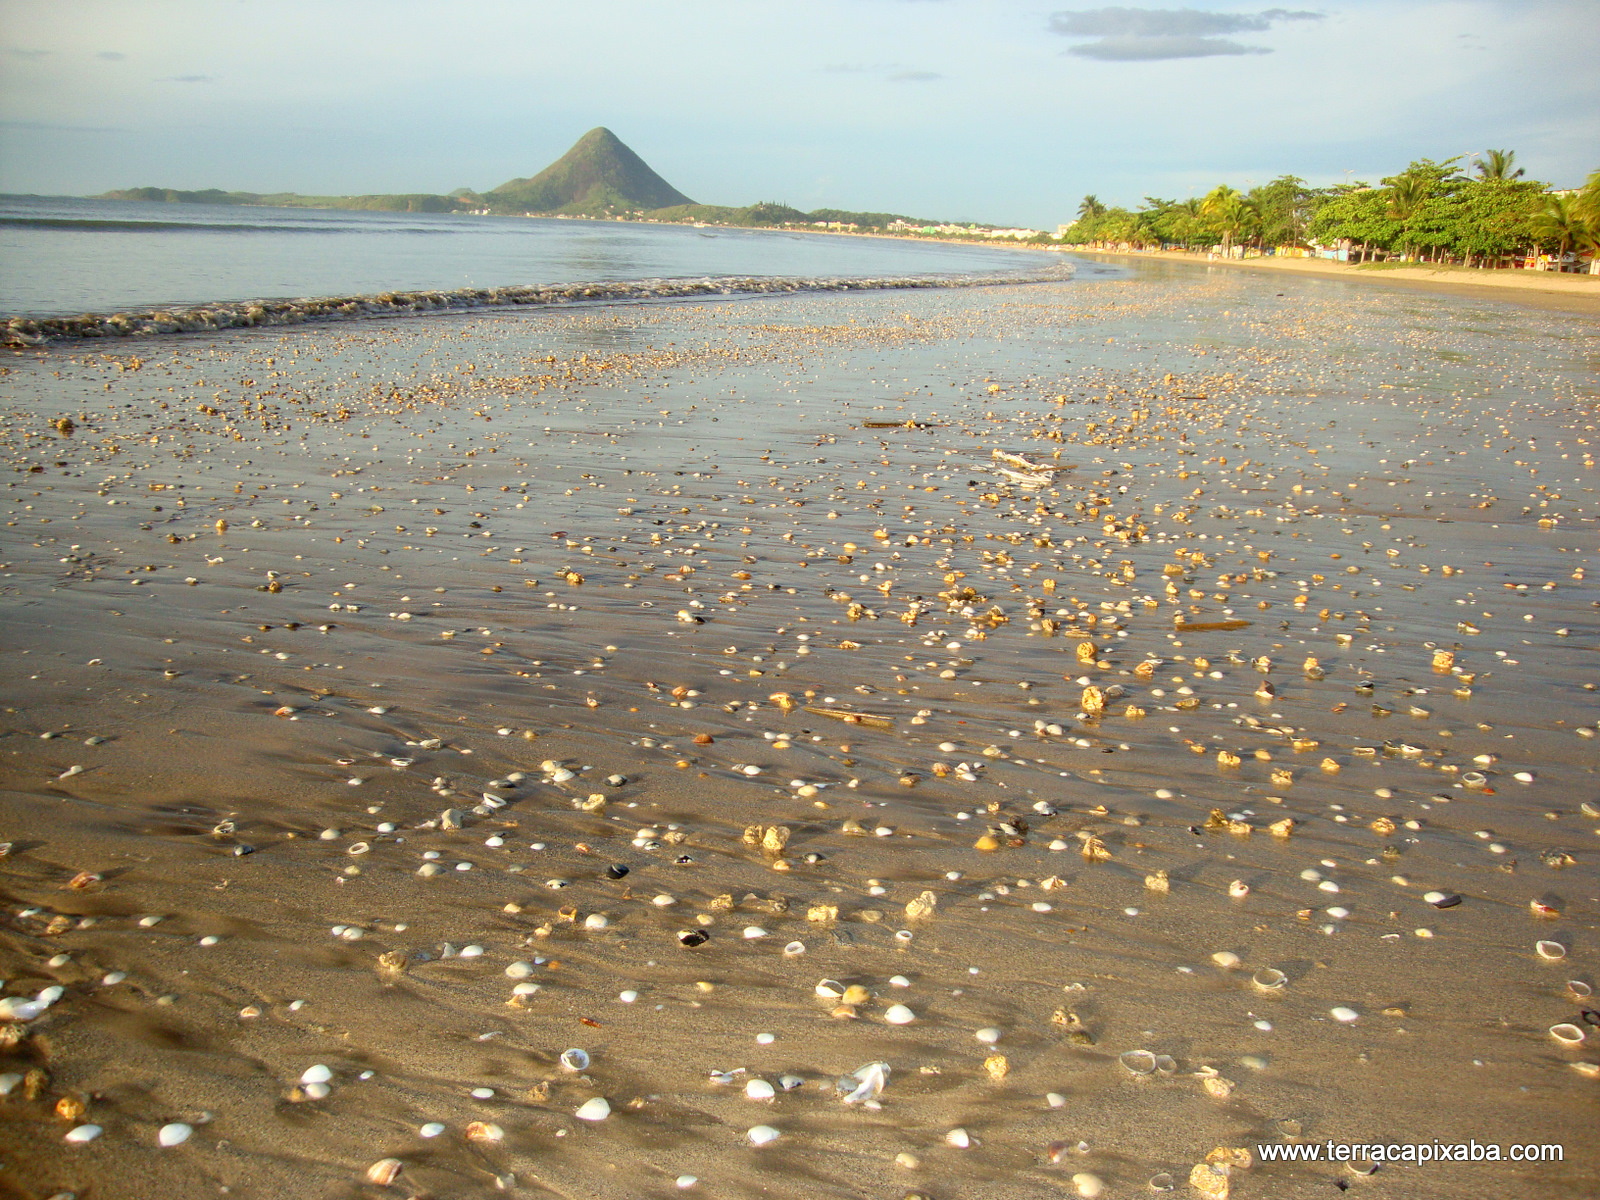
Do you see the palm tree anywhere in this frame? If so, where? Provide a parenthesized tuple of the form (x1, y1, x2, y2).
(1200, 185, 1257, 255)
(1571, 168, 1600, 226)
(1386, 173, 1430, 260)
(1530, 193, 1585, 267)
(1078, 194, 1106, 222)
(1476, 149, 1524, 181)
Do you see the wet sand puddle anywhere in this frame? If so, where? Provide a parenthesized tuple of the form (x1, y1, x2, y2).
(0, 273, 1596, 1199)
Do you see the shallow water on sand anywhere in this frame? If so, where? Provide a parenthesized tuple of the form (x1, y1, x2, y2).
(0, 268, 1596, 1199)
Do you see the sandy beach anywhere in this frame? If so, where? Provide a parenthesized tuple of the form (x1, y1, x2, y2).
(1066, 249, 1600, 310)
(1, 267, 1596, 1200)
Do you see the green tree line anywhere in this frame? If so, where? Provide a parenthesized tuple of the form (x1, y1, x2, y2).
(1059, 152, 1600, 268)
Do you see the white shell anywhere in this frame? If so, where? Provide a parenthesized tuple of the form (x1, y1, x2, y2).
(747, 1124, 780, 1146)
(974, 1026, 1002, 1044)
(745, 1078, 776, 1100)
(1330, 1006, 1360, 1023)
(946, 1127, 971, 1148)
(1536, 940, 1566, 960)
(575, 1096, 611, 1121)
(1211, 951, 1241, 970)
(560, 1048, 590, 1072)
(783, 941, 806, 956)
(884, 1004, 916, 1025)
(815, 979, 844, 999)
(838, 1061, 890, 1104)
(300, 1064, 333, 1085)
(158, 1122, 193, 1147)
(420, 1122, 445, 1138)
(1119, 1050, 1157, 1074)
(743, 926, 768, 939)
(1549, 1023, 1586, 1045)
(65, 1124, 103, 1144)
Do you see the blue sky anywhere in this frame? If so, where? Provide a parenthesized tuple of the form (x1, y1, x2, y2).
(2, 0, 1595, 227)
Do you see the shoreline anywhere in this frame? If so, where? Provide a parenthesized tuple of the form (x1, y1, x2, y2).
(1067, 247, 1600, 310)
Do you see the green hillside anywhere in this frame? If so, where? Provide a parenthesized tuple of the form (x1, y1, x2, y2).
(99, 187, 469, 213)
(93, 131, 1010, 236)
(486, 127, 694, 216)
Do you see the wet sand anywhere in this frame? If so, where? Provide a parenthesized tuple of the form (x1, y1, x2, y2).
(1, 268, 1596, 1200)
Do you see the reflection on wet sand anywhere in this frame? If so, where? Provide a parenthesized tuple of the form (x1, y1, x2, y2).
(1, 272, 1595, 1199)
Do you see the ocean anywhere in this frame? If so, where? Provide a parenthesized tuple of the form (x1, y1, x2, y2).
(0, 194, 1060, 316)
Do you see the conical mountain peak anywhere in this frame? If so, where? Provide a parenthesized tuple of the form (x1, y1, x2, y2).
(487, 129, 693, 216)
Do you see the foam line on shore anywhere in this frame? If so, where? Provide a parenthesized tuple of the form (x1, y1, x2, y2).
(2, 267, 1073, 346)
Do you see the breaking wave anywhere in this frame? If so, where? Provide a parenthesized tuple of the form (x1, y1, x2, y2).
(3, 267, 1074, 346)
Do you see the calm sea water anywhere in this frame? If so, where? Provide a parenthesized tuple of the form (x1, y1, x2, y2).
(0, 195, 1055, 316)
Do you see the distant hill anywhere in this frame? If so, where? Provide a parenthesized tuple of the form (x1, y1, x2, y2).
(93, 130, 1040, 238)
(486, 127, 693, 216)
(99, 187, 469, 213)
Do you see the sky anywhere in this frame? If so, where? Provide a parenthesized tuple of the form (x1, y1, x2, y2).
(2, 0, 1596, 228)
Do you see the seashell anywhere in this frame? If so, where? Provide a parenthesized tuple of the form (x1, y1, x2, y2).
(837, 1060, 889, 1103)
(1424, 891, 1461, 908)
(300, 1064, 333, 1085)
(158, 1122, 193, 1147)
(366, 1158, 404, 1185)
(815, 979, 845, 999)
(1189, 1162, 1230, 1199)
(1251, 968, 1287, 992)
(975, 1026, 1002, 1044)
(1228, 880, 1250, 899)
(1536, 940, 1566, 960)
(1568, 981, 1593, 1000)
(747, 1124, 780, 1146)
(842, 984, 870, 1006)
(419, 1122, 445, 1138)
(946, 1127, 971, 1148)
(743, 926, 768, 939)
(1329, 1006, 1359, 1023)
(574, 1096, 611, 1122)
(783, 940, 805, 956)
(745, 1078, 776, 1101)
(1119, 1050, 1157, 1075)
(1072, 1172, 1106, 1198)
(677, 929, 709, 947)
(560, 1048, 590, 1071)
(1549, 1023, 1586, 1045)
(466, 1121, 504, 1141)
(884, 1004, 916, 1025)
(64, 1124, 103, 1143)
(1149, 1172, 1176, 1192)
(1211, 951, 1241, 970)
